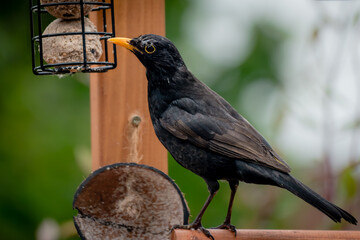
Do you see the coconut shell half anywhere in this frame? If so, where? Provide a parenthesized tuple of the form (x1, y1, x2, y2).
(73, 163, 189, 240)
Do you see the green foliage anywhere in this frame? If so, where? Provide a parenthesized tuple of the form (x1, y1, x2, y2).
(165, 0, 190, 40)
(210, 23, 287, 121)
(340, 166, 358, 199)
(0, 4, 90, 239)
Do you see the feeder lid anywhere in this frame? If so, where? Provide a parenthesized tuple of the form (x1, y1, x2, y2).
(73, 163, 189, 240)
(40, 0, 96, 20)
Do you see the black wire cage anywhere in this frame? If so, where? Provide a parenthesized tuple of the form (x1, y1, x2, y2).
(30, 0, 117, 75)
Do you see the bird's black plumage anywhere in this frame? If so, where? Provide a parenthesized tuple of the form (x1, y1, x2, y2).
(109, 34, 357, 238)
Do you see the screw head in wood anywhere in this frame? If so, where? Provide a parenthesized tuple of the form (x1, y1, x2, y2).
(131, 115, 141, 127)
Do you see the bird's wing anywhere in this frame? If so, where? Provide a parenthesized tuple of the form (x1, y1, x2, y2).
(160, 98, 291, 173)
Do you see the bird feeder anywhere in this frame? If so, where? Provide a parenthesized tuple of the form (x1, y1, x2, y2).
(29, 0, 116, 75)
(73, 163, 189, 240)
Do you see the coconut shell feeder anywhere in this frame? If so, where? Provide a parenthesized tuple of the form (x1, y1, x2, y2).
(73, 163, 189, 240)
(29, 0, 116, 74)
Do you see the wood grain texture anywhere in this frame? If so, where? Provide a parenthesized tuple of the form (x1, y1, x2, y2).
(171, 229, 360, 240)
(90, 0, 167, 172)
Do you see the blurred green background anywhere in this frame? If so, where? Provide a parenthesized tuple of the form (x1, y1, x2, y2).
(0, 1, 359, 239)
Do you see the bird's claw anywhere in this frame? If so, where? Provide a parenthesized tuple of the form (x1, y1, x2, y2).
(171, 224, 215, 240)
(198, 226, 214, 240)
(212, 223, 237, 237)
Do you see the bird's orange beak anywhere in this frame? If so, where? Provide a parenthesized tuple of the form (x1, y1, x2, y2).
(107, 37, 143, 54)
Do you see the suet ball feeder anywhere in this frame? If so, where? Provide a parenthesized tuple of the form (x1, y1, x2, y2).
(30, 0, 116, 75)
(42, 18, 102, 65)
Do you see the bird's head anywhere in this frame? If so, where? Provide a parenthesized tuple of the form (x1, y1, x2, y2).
(108, 34, 185, 74)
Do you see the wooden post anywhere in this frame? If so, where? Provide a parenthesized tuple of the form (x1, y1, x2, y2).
(172, 229, 360, 240)
(89, 0, 167, 172)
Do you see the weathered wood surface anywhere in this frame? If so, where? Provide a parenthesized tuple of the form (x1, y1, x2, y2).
(90, 0, 167, 172)
(171, 229, 360, 240)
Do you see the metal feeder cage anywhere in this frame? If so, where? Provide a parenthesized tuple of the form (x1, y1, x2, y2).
(30, 0, 117, 75)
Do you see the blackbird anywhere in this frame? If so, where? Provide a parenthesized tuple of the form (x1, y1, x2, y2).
(108, 34, 357, 238)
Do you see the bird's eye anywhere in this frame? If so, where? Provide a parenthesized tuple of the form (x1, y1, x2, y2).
(145, 44, 156, 54)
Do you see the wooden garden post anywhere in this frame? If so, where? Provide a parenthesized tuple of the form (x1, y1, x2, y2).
(89, 0, 167, 172)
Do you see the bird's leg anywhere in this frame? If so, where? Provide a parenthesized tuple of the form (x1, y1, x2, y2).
(192, 181, 219, 227)
(212, 180, 239, 236)
(172, 180, 219, 240)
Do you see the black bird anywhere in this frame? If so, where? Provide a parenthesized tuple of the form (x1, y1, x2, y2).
(108, 34, 357, 238)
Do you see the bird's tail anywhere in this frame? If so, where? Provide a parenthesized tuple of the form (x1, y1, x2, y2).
(272, 172, 357, 225)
